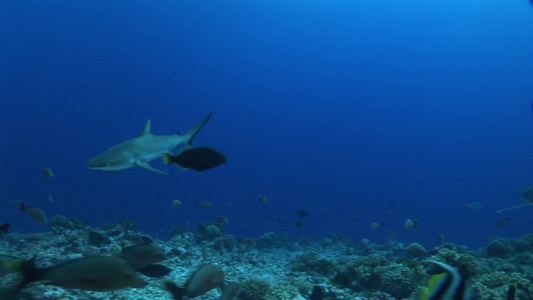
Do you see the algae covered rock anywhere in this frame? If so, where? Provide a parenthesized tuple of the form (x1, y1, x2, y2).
(264, 281, 299, 300)
(196, 222, 223, 241)
(87, 231, 110, 248)
(257, 232, 289, 249)
(485, 238, 515, 258)
(290, 252, 335, 276)
(376, 263, 415, 299)
(51, 215, 88, 231)
(473, 271, 533, 300)
(242, 278, 271, 300)
(405, 242, 427, 258)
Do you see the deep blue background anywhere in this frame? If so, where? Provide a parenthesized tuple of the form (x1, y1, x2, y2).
(1, 0, 532, 249)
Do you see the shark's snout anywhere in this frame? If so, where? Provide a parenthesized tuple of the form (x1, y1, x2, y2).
(86, 160, 98, 169)
(86, 157, 107, 169)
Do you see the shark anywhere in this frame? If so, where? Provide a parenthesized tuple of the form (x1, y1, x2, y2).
(86, 113, 212, 175)
(497, 183, 533, 213)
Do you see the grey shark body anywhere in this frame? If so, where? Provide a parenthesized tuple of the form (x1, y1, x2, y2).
(86, 113, 212, 175)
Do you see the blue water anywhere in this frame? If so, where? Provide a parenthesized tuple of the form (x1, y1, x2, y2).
(2, 0, 533, 249)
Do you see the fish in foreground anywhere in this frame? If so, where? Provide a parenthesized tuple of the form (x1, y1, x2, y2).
(87, 113, 212, 175)
(165, 264, 225, 299)
(18, 256, 146, 292)
(497, 183, 533, 213)
(120, 243, 171, 277)
(19, 202, 48, 224)
(0, 255, 24, 276)
(420, 260, 472, 300)
(162, 146, 226, 171)
(0, 223, 9, 234)
(507, 282, 517, 300)
(41, 167, 53, 178)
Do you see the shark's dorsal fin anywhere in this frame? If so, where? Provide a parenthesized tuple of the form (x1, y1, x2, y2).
(140, 120, 152, 136)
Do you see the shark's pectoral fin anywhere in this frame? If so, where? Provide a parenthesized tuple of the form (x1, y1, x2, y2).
(135, 161, 169, 175)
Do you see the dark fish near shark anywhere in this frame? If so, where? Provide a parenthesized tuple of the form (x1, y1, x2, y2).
(162, 147, 226, 171)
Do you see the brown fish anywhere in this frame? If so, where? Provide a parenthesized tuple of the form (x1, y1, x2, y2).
(19, 202, 48, 224)
(20, 256, 146, 291)
(165, 264, 225, 299)
(121, 243, 166, 267)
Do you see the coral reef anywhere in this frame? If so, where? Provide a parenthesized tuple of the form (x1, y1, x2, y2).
(290, 252, 336, 276)
(241, 278, 271, 300)
(1, 216, 533, 299)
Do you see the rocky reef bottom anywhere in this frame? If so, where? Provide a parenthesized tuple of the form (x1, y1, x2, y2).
(1, 216, 532, 300)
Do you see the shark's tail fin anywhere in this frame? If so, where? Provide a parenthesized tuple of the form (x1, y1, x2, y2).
(181, 112, 212, 150)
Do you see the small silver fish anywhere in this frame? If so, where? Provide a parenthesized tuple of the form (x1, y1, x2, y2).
(464, 202, 483, 209)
